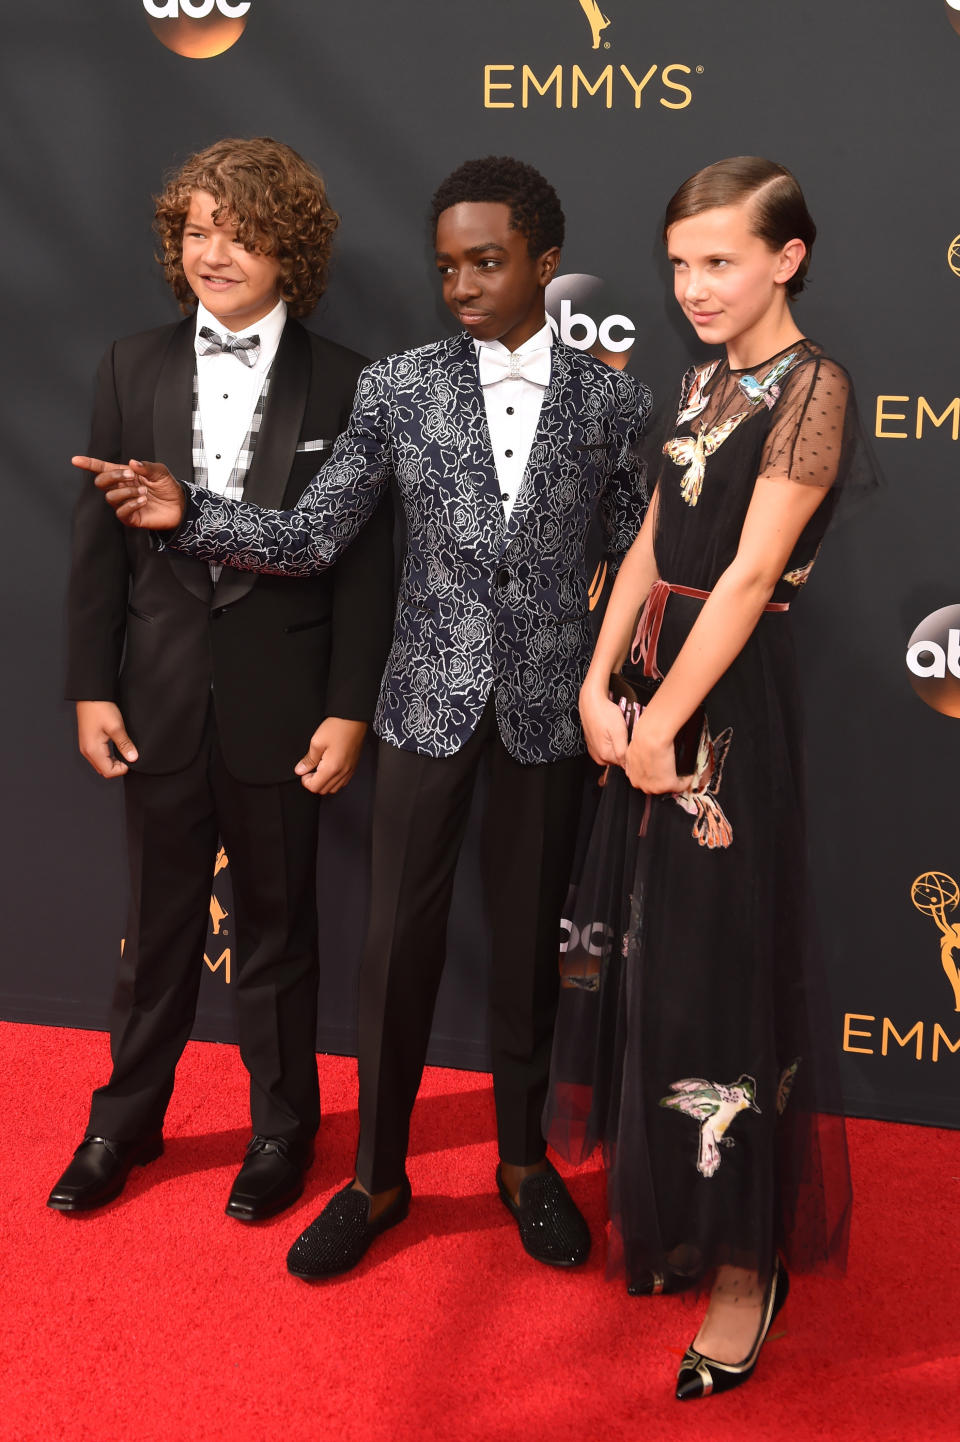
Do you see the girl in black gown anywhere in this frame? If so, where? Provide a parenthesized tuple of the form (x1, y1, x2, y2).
(545, 157, 875, 1400)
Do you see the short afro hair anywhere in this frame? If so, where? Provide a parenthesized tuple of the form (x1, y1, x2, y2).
(430, 156, 565, 257)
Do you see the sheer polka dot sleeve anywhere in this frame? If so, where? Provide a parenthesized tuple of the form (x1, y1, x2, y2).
(759, 357, 854, 487)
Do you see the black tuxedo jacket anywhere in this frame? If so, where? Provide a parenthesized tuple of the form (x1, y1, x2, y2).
(66, 315, 394, 784)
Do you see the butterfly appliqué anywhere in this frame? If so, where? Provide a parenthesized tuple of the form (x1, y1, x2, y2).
(664, 413, 747, 507)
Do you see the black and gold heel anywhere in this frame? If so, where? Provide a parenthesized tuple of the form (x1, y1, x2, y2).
(675, 1258, 790, 1400)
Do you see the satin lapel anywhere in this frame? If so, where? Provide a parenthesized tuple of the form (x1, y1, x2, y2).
(446, 332, 504, 546)
(154, 317, 211, 603)
(212, 321, 311, 609)
(499, 340, 575, 556)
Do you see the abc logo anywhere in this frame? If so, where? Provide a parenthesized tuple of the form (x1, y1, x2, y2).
(559, 918, 612, 957)
(905, 604, 960, 717)
(142, 0, 250, 58)
(947, 2, 960, 38)
(546, 273, 636, 372)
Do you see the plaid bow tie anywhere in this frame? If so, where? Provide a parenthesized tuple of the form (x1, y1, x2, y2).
(197, 326, 261, 367)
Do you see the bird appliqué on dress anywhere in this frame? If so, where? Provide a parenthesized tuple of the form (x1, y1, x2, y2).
(674, 718, 734, 849)
(660, 1074, 761, 1178)
(736, 350, 800, 410)
(782, 545, 821, 588)
(666, 350, 804, 507)
(676, 360, 721, 427)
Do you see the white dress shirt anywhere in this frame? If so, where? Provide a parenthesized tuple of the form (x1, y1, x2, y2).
(475, 322, 553, 522)
(194, 298, 286, 497)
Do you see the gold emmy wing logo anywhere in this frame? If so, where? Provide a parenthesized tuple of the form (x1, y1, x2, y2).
(842, 871, 960, 1061)
(484, 0, 695, 110)
(911, 871, 960, 1012)
(120, 847, 231, 983)
(205, 845, 232, 982)
(946, 2, 960, 38)
(141, 0, 250, 59)
(948, 235, 960, 277)
(579, 0, 612, 49)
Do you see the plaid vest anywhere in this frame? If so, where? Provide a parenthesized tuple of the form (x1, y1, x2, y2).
(191, 368, 272, 585)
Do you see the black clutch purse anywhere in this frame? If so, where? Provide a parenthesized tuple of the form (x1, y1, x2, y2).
(608, 670, 703, 777)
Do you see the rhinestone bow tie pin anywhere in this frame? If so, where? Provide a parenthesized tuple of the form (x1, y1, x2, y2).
(477, 348, 551, 387)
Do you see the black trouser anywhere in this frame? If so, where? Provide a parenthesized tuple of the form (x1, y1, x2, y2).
(355, 697, 585, 1192)
(87, 711, 321, 1149)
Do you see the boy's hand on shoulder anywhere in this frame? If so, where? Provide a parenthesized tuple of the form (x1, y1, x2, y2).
(76, 700, 138, 778)
(295, 717, 368, 795)
(72, 455, 185, 531)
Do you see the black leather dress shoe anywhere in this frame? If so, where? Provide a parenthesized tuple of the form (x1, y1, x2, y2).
(496, 1160, 591, 1267)
(286, 1176, 412, 1279)
(225, 1135, 314, 1222)
(47, 1133, 164, 1212)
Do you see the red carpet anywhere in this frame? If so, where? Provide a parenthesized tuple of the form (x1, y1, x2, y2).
(1, 1021, 955, 1442)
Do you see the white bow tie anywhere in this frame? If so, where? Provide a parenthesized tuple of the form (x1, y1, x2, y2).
(477, 346, 551, 388)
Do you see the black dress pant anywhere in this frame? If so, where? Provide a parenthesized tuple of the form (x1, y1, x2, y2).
(86, 710, 321, 1148)
(355, 697, 585, 1193)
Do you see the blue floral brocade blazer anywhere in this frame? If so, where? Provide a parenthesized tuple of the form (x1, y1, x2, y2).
(169, 331, 651, 764)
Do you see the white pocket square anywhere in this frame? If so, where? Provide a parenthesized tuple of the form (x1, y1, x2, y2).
(296, 438, 333, 453)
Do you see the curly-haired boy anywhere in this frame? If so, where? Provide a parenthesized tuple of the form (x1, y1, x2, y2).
(49, 137, 394, 1220)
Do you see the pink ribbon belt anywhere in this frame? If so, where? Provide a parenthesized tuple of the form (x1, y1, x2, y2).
(630, 578, 790, 681)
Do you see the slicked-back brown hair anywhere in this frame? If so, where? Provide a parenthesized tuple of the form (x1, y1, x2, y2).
(663, 156, 816, 299)
(154, 137, 339, 318)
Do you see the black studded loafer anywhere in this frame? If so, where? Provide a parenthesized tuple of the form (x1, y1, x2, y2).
(225, 1135, 314, 1222)
(496, 1160, 591, 1267)
(47, 1132, 164, 1212)
(286, 1176, 412, 1279)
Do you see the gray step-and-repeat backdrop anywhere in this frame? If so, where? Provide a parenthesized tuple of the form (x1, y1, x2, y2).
(3, 1, 959, 1129)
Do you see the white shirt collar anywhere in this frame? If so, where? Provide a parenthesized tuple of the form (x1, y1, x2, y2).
(195, 297, 287, 351)
(473, 320, 554, 358)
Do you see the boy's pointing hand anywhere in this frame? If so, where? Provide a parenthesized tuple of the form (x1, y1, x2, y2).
(72, 455, 186, 530)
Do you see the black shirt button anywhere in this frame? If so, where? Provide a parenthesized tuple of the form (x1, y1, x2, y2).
(215, 453, 222, 460)
(222, 393, 229, 399)
(505, 449, 514, 458)
(501, 491, 509, 501)
(506, 406, 515, 415)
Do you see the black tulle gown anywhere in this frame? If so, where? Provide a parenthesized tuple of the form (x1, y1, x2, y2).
(545, 340, 876, 1296)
